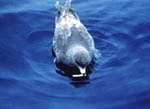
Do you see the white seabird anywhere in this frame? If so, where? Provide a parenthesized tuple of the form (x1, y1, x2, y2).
(53, 0, 96, 77)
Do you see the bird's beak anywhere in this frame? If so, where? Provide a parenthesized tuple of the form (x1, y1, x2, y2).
(72, 67, 86, 77)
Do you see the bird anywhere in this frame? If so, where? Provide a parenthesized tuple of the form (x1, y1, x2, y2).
(52, 0, 97, 78)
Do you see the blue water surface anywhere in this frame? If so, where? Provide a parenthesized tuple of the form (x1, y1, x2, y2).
(0, 0, 150, 109)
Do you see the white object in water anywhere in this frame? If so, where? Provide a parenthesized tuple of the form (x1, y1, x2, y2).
(53, 0, 97, 77)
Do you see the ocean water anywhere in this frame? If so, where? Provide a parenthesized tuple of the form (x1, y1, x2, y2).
(0, 0, 150, 108)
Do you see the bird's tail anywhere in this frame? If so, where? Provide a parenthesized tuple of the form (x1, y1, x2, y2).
(55, 0, 72, 12)
(55, 0, 79, 23)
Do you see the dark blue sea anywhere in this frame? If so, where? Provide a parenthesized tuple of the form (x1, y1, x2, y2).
(0, 0, 150, 109)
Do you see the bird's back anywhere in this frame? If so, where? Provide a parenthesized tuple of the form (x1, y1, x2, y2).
(53, 0, 95, 67)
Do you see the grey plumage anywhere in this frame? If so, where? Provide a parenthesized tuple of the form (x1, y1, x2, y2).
(53, 0, 96, 77)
